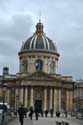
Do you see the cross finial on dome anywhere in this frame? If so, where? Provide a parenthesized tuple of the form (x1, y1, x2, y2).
(38, 10, 42, 22)
(39, 19, 41, 23)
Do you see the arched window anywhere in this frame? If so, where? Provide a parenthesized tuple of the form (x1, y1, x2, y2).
(22, 60, 28, 73)
(50, 61, 55, 73)
(35, 59, 43, 71)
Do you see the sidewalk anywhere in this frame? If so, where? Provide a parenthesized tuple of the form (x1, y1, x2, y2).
(66, 117, 83, 125)
(0, 113, 16, 125)
(7, 116, 83, 125)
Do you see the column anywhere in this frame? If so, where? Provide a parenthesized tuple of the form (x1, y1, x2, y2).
(44, 88, 47, 110)
(30, 87, 33, 107)
(6, 89, 10, 104)
(56, 61, 58, 73)
(20, 88, 23, 104)
(50, 88, 53, 109)
(19, 61, 21, 73)
(66, 91, 69, 111)
(58, 89, 61, 112)
(15, 89, 18, 109)
(54, 89, 57, 112)
(25, 88, 28, 107)
(70, 91, 73, 111)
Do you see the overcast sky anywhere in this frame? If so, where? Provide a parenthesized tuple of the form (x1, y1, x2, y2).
(0, 0, 83, 80)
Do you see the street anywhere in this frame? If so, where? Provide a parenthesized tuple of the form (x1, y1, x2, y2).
(7, 116, 83, 125)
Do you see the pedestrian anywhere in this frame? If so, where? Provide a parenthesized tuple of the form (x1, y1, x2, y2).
(29, 106, 34, 120)
(45, 110, 48, 117)
(24, 107, 28, 117)
(56, 111, 60, 117)
(18, 104, 25, 125)
(65, 111, 67, 117)
(35, 108, 39, 120)
(41, 110, 44, 117)
(50, 108, 54, 117)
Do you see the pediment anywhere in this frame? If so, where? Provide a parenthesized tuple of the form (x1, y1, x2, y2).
(24, 71, 56, 81)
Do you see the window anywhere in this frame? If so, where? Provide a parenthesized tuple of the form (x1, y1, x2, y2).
(22, 60, 28, 73)
(50, 61, 55, 73)
(35, 59, 43, 71)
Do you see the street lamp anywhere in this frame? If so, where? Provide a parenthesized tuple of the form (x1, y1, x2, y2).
(1, 81, 7, 125)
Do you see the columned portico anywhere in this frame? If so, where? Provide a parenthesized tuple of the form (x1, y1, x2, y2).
(44, 88, 47, 110)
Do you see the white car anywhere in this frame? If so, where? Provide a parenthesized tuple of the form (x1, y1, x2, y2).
(0, 102, 10, 114)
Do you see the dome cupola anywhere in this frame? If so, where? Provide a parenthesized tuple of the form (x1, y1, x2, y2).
(20, 20, 59, 55)
(19, 20, 60, 74)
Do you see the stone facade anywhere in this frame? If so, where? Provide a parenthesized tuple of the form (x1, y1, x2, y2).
(19, 51, 59, 74)
(0, 71, 74, 113)
(0, 20, 83, 114)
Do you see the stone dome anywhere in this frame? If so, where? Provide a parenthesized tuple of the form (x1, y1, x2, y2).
(21, 20, 58, 53)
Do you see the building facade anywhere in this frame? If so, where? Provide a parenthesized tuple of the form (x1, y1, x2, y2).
(0, 20, 83, 113)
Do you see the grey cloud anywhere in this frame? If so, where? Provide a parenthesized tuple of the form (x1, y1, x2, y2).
(0, 14, 33, 40)
(10, 14, 33, 40)
(0, 0, 83, 79)
(0, 13, 33, 73)
(58, 54, 83, 80)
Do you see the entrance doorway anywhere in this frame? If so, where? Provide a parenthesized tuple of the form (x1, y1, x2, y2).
(34, 99, 42, 113)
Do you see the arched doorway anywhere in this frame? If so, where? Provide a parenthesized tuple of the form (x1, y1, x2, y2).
(34, 99, 42, 113)
(34, 87, 43, 113)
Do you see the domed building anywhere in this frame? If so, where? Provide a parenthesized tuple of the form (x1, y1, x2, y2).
(19, 19, 59, 74)
(0, 20, 78, 114)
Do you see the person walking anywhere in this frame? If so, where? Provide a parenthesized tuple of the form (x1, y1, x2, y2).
(65, 111, 67, 118)
(35, 108, 39, 120)
(18, 104, 25, 125)
(50, 108, 54, 117)
(45, 110, 48, 117)
(29, 106, 34, 120)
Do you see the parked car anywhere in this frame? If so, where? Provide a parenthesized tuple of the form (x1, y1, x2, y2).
(0, 102, 10, 114)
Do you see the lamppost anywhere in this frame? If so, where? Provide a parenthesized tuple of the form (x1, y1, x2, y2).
(1, 80, 7, 125)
